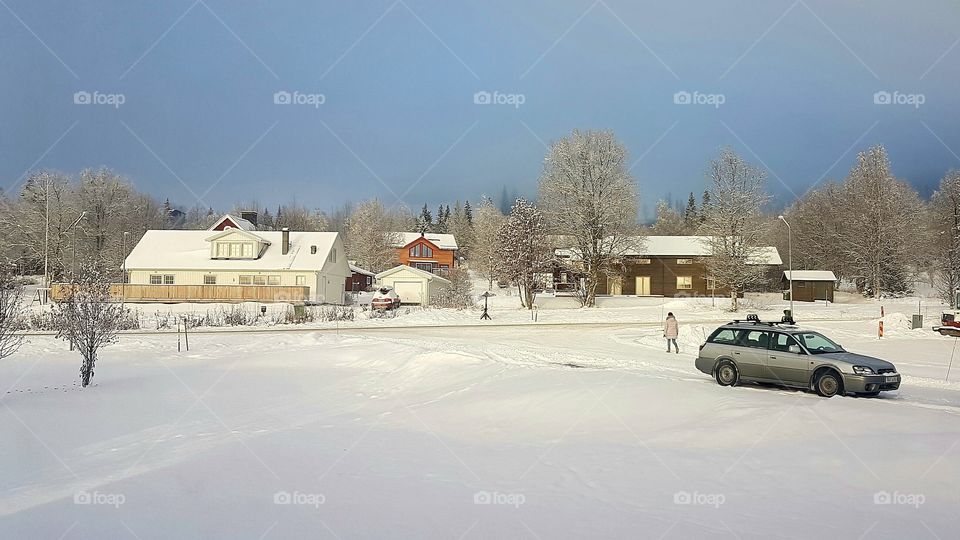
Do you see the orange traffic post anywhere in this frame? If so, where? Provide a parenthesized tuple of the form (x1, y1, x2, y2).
(879, 320, 884, 338)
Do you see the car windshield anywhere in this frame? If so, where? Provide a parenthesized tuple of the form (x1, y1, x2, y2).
(795, 332, 844, 354)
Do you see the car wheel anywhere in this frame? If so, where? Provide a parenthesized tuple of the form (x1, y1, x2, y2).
(715, 360, 739, 387)
(814, 371, 842, 398)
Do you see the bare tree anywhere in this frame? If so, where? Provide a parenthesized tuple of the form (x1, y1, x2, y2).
(699, 148, 771, 311)
(495, 198, 552, 309)
(469, 197, 505, 290)
(781, 182, 847, 280)
(53, 264, 123, 387)
(929, 170, 960, 306)
(0, 272, 26, 360)
(538, 130, 640, 307)
(345, 199, 401, 273)
(651, 200, 687, 235)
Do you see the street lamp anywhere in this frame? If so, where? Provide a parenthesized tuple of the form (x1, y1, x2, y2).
(778, 215, 793, 317)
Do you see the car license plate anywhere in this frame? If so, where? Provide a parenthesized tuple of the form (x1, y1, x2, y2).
(885, 376, 897, 383)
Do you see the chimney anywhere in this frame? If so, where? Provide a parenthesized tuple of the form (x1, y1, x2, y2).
(240, 211, 258, 228)
(281, 228, 290, 255)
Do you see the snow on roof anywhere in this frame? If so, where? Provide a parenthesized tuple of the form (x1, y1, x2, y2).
(208, 213, 256, 231)
(124, 230, 341, 271)
(556, 236, 782, 265)
(375, 264, 451, 283)
(348, 262, 375, 277)
(783, 270, 837, 281)
(392, 232, 458, 250)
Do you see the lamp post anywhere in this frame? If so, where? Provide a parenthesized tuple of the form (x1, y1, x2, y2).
(778, 215, 793, 317)
(121, 231, 130, 308)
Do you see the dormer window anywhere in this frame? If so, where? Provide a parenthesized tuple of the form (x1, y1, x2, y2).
(215, 241, 255, 259)
(410, 243, 433, 258)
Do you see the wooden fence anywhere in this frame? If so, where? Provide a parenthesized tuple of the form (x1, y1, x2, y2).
(50, 284, 311, 304)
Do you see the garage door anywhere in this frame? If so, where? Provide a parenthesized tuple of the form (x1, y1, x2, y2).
(392, 281, 423, 304)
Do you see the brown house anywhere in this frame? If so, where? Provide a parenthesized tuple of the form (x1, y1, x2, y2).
(345, 262, 376, 292)
(781, 271, 836, 302)
(559, 236, 782, 297)
(392, 232, 458, 275)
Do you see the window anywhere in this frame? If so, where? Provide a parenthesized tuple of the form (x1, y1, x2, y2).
(636, 258, 651, 264)
(328, 248, 337, 263)
(410, 243, 432, 258)
(204, 275, 216, 285)
(415, 262, 433, 272)
(216, 243, 229, 257)
(163, 275, 174, 285)
(677, 258, 694, 265)
(708, 328, 739, 344)
(706, 277, 716, 290)
(310, 245, 317, 255)
(149, 274, 162, 285)
(410, 244, 419, 257)
(230, 243, 241, 257)
(295, 275, 306, 286)
(242, 243, 254, 258)
(267, 275, 280, 285)
(676, 276, 693, 290)
(796, 332, 844, 354)
(771, 333, 802, 353)
(739, 330, 771, 350)
(253, 275, 266, 285)
(422, 245, 433, 257)
(239, 275, 252, 285)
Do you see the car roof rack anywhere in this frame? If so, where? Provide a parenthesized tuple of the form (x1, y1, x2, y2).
(729, 313, 795, 327)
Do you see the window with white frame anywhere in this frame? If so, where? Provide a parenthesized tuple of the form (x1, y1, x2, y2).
(295, 275, 306, 286)
(239, 275, 252, 285)
(204, 275, 216, 285)
(267, 275, 280, 285)
(328, 248, 337, 263)
(677, 258, 694, 265)
(149, 274, 162, 285)
(215, 241, 256, 259)
(706, 277, 716, 290)
(163, 275, 174, 285)
(676, 276, 693, 289)
(253, 275, 266, 285)
(636, 258, 651, 264)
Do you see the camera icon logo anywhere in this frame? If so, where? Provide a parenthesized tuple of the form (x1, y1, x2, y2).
(473, 91, 492, 105)
(873, 91, 892, 105)
(274, 491, 292, 504)
(673, 91, 692, 105)
(73, 91, 92, 105)
(473, 490, 492, 504)
(673, 491, 691, 504)
(74, 490, 92, 504)
(873, 491, 891, 505)
(274, 91, 292, 105)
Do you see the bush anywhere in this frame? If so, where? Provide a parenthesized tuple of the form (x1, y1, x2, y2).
(433, 269, 475, 309)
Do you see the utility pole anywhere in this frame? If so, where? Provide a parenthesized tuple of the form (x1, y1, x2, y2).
(121, 231, 130, 308)
(778, 215, 794, 317)
(43, 175, 49, 290)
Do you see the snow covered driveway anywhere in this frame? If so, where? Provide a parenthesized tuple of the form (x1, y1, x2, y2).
(2, 323, 958, 539)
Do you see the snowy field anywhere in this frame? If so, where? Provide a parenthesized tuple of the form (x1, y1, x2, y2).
(2, 312, 959, 539)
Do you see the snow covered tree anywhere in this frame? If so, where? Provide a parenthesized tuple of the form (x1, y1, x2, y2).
(432, 268, 475, 309)
(495, 198, 552, 309)
(418, 204, 432, 233)
(463, 200, 473, 225)
(700, 190, 711, 223)
(699, 148, 771, 311)
(53, 263, 123, 387)
(782, 182, 847, 280)
(449, 201, 474, 260)
(651, 200, 686, 235)
(0, 271, 26, 361)
(345, 199, 401, 273)
(273, 203, 329, 231)
(470, 198, 505, 290)
(538, 130, 641, 307)
(683, 192, 699, 229)
(927, 171, 960, 306)
(840, 145, 921, 297)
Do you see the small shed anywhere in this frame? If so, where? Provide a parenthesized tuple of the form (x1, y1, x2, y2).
(782, 271, 837, 302)
(346, 261, 376, 292)
(375, 265, 451, 306)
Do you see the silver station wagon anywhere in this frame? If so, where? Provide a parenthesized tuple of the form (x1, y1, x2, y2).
(695, 316, 901, 398)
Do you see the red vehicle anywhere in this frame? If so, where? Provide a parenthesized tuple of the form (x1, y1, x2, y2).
(934, 312, 960, 337)
(371, 286, 401, 311)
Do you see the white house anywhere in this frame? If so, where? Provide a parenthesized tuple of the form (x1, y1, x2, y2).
(124, 228, 351, 304)
(375, 265, 451, 306)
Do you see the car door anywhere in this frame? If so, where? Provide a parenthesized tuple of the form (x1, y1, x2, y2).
(766, 332, 809, 385)
(732, 329, 770, 379)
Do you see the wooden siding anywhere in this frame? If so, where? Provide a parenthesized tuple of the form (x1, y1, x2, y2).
(395, 237, 455, 271)
(782, 278, 834, 302)
(51, 284, 311, 303)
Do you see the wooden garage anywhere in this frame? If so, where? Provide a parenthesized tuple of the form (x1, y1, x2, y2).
(375, 265, 451, 306)
(782, 271, 837, 302)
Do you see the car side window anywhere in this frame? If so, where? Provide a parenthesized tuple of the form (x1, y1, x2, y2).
(738, 330, 771, 350)
(771, 333, 801, 353)
(709, 329, 739, 344)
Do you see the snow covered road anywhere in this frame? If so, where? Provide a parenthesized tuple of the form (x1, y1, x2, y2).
(1, 322, 958, 539)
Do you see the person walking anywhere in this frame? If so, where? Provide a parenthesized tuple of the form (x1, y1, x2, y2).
(664, 312, 679, 353)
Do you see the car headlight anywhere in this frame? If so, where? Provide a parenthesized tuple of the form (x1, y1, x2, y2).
(852, 366, 875, 375)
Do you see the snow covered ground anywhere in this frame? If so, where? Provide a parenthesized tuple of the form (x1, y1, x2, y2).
(2, 314, 959, 539)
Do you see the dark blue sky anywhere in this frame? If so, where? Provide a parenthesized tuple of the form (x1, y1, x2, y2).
(2, 0, 959, 220)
